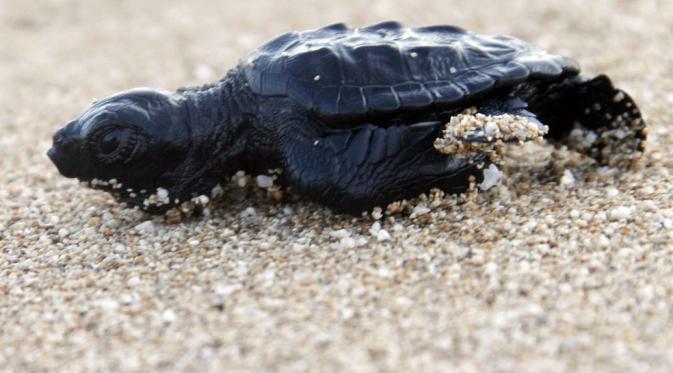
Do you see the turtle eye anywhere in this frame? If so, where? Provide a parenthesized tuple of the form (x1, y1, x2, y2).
(100, 131, 122, 154)
(89, 125, 141, 164)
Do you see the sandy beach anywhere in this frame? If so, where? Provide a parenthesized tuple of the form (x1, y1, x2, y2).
(1, 0, 673, 371)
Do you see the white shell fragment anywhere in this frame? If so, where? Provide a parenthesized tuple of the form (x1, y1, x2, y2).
(479, 164, 502, 191)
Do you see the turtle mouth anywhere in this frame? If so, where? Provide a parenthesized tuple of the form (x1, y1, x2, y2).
(47, 142, 83, 178)
(47, 147, 68, 175)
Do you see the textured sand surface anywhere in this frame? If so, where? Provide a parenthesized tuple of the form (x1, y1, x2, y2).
(1, 0, 673, 371)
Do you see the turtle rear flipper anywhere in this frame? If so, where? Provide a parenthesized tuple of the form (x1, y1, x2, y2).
(433, 108, 548, 163)
(528, 75, 647, 166)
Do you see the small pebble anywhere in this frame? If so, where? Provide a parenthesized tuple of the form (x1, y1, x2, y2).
(216, 284, 242, 296)
(134, 220, 155, 233)
(560, 169, 575, 186)
(376, 229, 391, 241)
(161, 309, 177, 323)
(188, 239, 200, 247)
(256, 175, 274, 188)
(339, 237, 357, 249)
(410, 205, 431, 218)
(606, 188, 619, 197)
(330, 229, 351, 239)
(609, 206, 633, 220)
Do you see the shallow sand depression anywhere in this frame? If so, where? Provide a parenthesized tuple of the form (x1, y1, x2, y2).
(1, 0, 673, 371)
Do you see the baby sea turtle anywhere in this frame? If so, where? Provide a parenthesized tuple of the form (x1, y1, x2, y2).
(48, 22, 646, 214)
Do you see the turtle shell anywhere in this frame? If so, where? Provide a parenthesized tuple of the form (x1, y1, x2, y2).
(241, 21, 580, 120)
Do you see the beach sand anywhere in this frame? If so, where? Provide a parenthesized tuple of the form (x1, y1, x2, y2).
(1, 0, 672, 371)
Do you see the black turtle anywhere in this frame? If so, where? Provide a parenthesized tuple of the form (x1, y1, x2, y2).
(47, 22, 646, 214)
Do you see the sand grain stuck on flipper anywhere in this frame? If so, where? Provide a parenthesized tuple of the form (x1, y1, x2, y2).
(434, 111, 548, 162)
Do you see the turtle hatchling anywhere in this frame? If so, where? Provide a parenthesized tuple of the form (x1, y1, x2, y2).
(48, 22, 647, 214)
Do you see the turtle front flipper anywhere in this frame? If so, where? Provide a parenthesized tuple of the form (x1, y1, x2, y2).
(279, 121, 488, 214)
(527, 75, 647, 166)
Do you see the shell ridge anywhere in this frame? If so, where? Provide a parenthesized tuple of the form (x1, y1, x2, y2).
(244, 23, 580, 119)
(358, 86, 368, 115)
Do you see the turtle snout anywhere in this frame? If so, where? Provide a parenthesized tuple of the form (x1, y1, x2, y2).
(52, 128, 74, 148)
(47, 128, 83, 178)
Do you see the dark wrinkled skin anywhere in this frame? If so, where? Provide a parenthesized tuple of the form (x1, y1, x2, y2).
(48, 22, 647, 215)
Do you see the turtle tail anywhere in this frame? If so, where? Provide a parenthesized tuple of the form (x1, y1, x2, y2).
(526, 75, 647, 166)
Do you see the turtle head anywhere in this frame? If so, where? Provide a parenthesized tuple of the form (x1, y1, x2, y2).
(48, 88, 218, 213)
